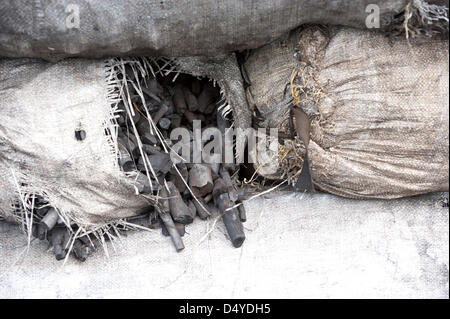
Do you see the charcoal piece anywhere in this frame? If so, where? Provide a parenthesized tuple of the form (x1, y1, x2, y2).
(184, 111, 205, 124)
(142, 143, 161, 155)
(49, 227, 71, 261)
(212, 178, 227, 202)
(152, 104, 169, 124)
(127, 108, 141, 125)
(175, 222, 186, 237)
(173, 85, 187, 114)
(192, 198, 210, 220)
(134, 172, 161, 193)
(161, 220, 170, 237)
(72, 239, 91, 262)
(142, 87, 162, 103)
(159, 117, 171, 130)
(204, 194, 213, 203)
(187, 200, 196, 216)
(41, 207, 58, 231)
(183, 86, 199, 112)
(204, 102, 217, 114)
(145, 78, 164, 97)
(158, 187, 170, 214)
(167, 181, 195, 224)
(191, 79, 202, 95)
(141, 132, 159, 145)
(198, 82, 219, 112)
(159, 211, 185, 252)
(169, 163, 188, 193)
(37, 223, 47, 240)
(136, 118, 151, 135)
(169, 113, 182, 128)
(238, 203, 247, 222)
(188, 164, 214, 197)
(217, 193, 245, 248)
(148, 153, 172, 174)
(220, 169, 239, 202)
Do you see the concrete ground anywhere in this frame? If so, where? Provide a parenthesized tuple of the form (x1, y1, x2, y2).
(0, 192, 448, 299)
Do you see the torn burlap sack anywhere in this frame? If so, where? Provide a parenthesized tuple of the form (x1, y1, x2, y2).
(0, 58, 152, 227)
(0, 54, 250, 230)
(244, 26, 449, 198)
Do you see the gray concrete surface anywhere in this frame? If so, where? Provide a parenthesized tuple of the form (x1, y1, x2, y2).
(0, 192, 448, 298)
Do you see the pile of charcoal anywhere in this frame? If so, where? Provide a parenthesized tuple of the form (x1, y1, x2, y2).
(116, 72, 247, 252)
(21, 73, 248, 261)
(21, 199, 93, 262)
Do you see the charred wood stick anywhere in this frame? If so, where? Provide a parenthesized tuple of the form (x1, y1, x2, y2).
(184, 110, 205, 124)
(204, 194, 213, 203)
(162, 219, 185, 237)
(143, 153, 172, 175)
(72, 239, 91, 262)
(175, 222, 186, 237)
(204, 102, 217, 114)
(152, 104, 169, 124)
(145, 78, 164, 97)
(212, 178, 228, 202)
(158, 211, 185, 252)
(49, 227, 70, 260)
(173, 85, 187, 114)
(141, 132, 159, 145)
(219, 169, 238, 202)
(170, 163, 188, 193)
(135, 172, 161, 193)
(158, 186, 170, 214)
(191, 79, 202, 96)
(142, 87, 162, 103)
(128, 106, 141, 125)
(142, 143, 161, 155)
(35, 223, 47, 240)
(192, 198, 210, 220)
(161, 220, 170, 237)
(167, 181, 195, 224)
(159, 117, 171, 130)
(238, 202, 247, 222)
(170, 113, 182, 128)
(183, 86, 199, 112)
(198, 83, 219, 112)
(41, 207, 59, 231)
(216, 193, 245, 248)
(148, 210, 160, 229)
(187, 200, 197, 216)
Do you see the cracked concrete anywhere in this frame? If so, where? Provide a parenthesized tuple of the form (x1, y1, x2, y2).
(0, 192, 448, 298)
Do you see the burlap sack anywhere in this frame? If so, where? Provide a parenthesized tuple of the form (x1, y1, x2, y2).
(0, 54, 250, 229)
(0, 58, 151, 226)
(0, 0, 426, 61)
(244, 26, 449, 198)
